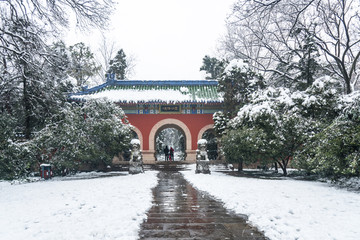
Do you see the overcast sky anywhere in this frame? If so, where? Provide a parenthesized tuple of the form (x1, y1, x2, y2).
(65, 0, 235, 80)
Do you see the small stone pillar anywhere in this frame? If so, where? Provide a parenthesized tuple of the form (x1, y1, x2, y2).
(129, 139, 144, 174)
(195, 139, 210, 174)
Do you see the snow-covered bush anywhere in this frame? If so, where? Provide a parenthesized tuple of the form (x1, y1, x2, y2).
(295, 91, 360, 178)
(222, 127, 267, 171)
(0, 113, 36, 180)
(226, 85, 322, 176)
(213, 111, 229, 136)
(295, 119, 360, 178)
(298, 76, 343, 121)
(34, 100, 132, 175)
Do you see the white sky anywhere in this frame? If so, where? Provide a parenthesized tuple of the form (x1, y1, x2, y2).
(64, 0, 235, 80)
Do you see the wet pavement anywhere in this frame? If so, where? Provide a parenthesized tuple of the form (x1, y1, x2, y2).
(139, 168, 268, 240)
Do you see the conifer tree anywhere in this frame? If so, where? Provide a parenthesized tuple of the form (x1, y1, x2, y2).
(218, 59, 265, 118)
(200, 55, 226, 79)
(69, 42, 101, 86)
(106, 49, 128, 80)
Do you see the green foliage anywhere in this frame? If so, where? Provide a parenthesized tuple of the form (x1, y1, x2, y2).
(200, 55, 226, 79)
(106, 49, 128, 80)
(272, 32, 321, 91)
(213, 111, 229, 137)
(218, 60, 265, 118)
(201, 130, 218, 160)
(222, 127, 267, 169)
(269, 114, 315, 176)
(228, 86, 321, 175)
(68, 42, 101, 86)
(34, 100, 132, 175)
(298, 76, 342, 122)
(0, 141, 36, 180)
(293, 92, 360, 178)
(0, 113, 36, 180)
(295, 120, 360, 178)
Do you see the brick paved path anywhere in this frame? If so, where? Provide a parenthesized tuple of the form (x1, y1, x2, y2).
(139, 169, 268, 239)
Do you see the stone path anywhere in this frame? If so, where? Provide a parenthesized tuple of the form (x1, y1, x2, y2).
(139, 168, 268, 240)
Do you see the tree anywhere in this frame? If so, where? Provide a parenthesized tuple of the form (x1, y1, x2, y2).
(218, 59, 265, 118)
(270, 32, 321, 91)
(0, 1, 114, 31)
(0, 22, 76, 139)
(213, 111, 230, 137)
(223, 0, 360, 93)
(230, 86, 319, 176)
(35, 100, 132, 174)
(296, 76, 343, 122)
(222, 127, 267, 171)
(295, 91, 360, 178)
(69, 42, 101, 86)
(96, 34, 118, 82)
(0, 113, 36, 179)
(201, 129, 218, 160)
(1, 0, 114, 139)
(200, 55, 227, 79)
(0, 0, 115, 178)
(106, 49, 128, 80)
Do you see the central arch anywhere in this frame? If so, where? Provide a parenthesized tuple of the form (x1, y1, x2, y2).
(154, 125, 186, 161)
(149, 118, 192, 161)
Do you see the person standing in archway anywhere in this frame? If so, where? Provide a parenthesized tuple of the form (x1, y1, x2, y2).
(164, 146, 169, 161)
(170, 147, 174, 161)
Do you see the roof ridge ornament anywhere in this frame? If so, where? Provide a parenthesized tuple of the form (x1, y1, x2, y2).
(106, 73, 116, 82)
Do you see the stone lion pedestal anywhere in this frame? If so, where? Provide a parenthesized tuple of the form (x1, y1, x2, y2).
(195, 139, 211, 174)
(129, 139, 144, 174)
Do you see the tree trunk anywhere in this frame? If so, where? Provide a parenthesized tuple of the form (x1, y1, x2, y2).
(238, 160, 243, 172)
(345, 78, 352, 94)
(274, 162, 278, 173)
(282, 166, 287, 176)
(23, 74, 31, 139)
(277, 160, 287, 176)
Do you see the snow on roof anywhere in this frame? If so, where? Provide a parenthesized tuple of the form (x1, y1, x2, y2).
(70, 80, 223, 104)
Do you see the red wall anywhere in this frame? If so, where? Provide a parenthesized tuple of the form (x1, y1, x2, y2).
(126, 114, 214, 150)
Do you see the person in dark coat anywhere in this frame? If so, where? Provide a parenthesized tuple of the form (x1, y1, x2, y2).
(170, 147, 174, 161)
(164, 146, 169, 161)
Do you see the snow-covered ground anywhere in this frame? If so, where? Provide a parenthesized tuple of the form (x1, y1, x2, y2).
(182, 165, 360, 240)
(0, 171, 158, 240)
(2, 165, 359, 240)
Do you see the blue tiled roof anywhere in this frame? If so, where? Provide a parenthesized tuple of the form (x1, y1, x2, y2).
(69, 79, 222, 104)
(71, 80, 219, 97)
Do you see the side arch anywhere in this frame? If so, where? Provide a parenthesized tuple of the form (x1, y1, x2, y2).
(148, 118, 192, 151)
(131, 125, 143, 150)
(197, 124, 214, 142)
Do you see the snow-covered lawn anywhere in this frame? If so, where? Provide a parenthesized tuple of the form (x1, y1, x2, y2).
(182, 165, 360, 240)
(0, 171, 158, 240)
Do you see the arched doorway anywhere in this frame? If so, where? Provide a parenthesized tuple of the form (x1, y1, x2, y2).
(155, 126, 186, 161)
(148, 118, 192, 162)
